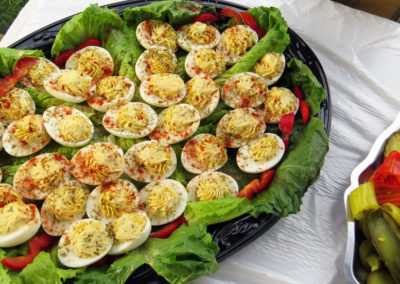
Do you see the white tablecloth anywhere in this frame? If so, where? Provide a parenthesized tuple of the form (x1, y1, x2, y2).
(2, 0, 400, 283)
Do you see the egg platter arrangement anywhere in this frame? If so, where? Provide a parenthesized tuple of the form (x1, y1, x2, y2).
(0, 19, 296, 267)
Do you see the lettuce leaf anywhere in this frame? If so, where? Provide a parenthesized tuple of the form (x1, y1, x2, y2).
(215, 7, 290, 87)
(51, 4, 124, 58)
(0, 48, 44, 77)
(123, 0, 207, 27)
(185, 195, 254, 225)
(251, 117, 329, 217)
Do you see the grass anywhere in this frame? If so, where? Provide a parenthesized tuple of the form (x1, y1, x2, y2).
(0, 0, 28, 34)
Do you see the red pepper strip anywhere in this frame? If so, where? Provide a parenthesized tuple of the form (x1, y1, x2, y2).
(279, 112, 295, 150)
(370, 151, 400, 191)
(193, 13, 218, 23)
(76, 38, 101, 50)
(240, 12, 266, 38)
(238, 179, 260, 200)
(258, 170, 275, 192)
(299, 100, 310, 124)
(375, 190, 400, 207)
(1, 233, 54, 270)
(292, 85, 304, 100)
(220, 8, 243, 25)
(0, 75, 18, 97)
(150, 216, 187, 239)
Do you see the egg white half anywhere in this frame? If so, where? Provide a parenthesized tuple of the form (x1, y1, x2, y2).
(184, 48, 226, 79)
(0, 88, 36, 126)
(177, 23, 221, 52)
(135, 46, 177, 81)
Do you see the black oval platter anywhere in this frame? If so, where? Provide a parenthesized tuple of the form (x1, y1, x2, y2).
(8, 1, 331, 283)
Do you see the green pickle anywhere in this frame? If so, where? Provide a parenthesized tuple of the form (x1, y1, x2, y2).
(384, 131, 400, 157)
(350, 182, 380, 221)
(359, 240, 381, 271)
(367, 270, 395, 284)
(383, 203, 400, 227)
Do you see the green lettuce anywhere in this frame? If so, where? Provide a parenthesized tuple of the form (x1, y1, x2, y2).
(251, 117, 329, 217)
(215, 7, 290, 87)
(123, 0, 207, 27)
(176, 55, 189, 82)
(51, 4, 124, 58)
(185, 195, 254, 225)
(0, 48, 44, 77)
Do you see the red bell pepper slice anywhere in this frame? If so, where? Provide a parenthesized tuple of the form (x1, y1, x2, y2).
(240, 12, 266, 38)
(1, 233, 54, 270)
(238, 179, 260, 200)
(76, 38, 101, 50)
(258, 170, 275, 192)
(220, 8, 242, 25)
(193, 13, 218, 23)
(0, 75, 18, 97)
(279, 112, 295, 150)
(370, 151, 400, 191)
(292, 85, 304, 100)
(149, 216, 187, 239)
(299, 100, 310, 124)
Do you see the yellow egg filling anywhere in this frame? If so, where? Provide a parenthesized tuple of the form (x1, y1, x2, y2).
(222, 26, 256, 56)
(0, 89, 32, 122)
(249, 136, 279, 162)
(227, 110, 260, 139)
(187, 22, 216, 44)
(0, 186, 22, 206)
(150, 21, 177, 51)
(99, 183, 136, 218)
(30, 158, 64, 190)
(84, 146, 124, 180)
(145, 186, 178, 219)
(164, 105, 198, 134)
(137, 143, 171, 175)
(97, 76, 130, 101)
(116, 104, 148, 132)
(194, 135, 227, 169)
(59, 115, 92, 142)
(264, 87, 298, 118)
(27, 58, 57, 87)
(147, 48, 175, 74)
(57, 70, 92, 97)
(77, 49, 106, 81)
(47, 186, 87, 221)
(113, 212, 147, 244)
(14, 115, 49, 143)
(0, 202, 33, 235)
(70, 222, 109, 258)
(194, 49, 226, 74)
(184, 78, 217, 112)
(254, 52, 284, 79)
(148, 74, 184, 100)
(196, 178, 227, 201)
(236, 74, 266, 98)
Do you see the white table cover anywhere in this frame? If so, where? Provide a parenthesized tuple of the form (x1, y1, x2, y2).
(2, 0, 400, 283)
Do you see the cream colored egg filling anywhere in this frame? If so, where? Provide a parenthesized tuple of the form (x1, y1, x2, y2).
(47, 186, 87, 221)
(194, 135, 227, 169)
(145, 186, 178, 219)
(254, 52, 284, 79)
(97, 77, 130, 101)
(148, 74, 184, 99)
(227, 110, 260, 139)
(137, 143, 171, 175)
(222, 26, 256, 56)
(249, 136, 279, 162)
(194, 49, 225, 74)
(187, 22, 216, 44)
(195, 178, 227, 201)
(77, 50, 106, 81)
(0, 202, 33, 235)
(0, 89, 32, 122)
(27, 58, 57, 87)
(14, 115, 49, 143)
(0, 186, 22, 206)
(99, 183, 136, 218)
(183, 78, 217, 112)
(84, 146, 124, 180)
(147, 48, 175, 74)
(70, 222, 109, 258)
(236, 74, 266, 97)
(264, 87, 298, 118)
(30, 158, 63, 190)
(116, 104, 148, 132)
(59, 115, 92, 142)
(164, 105, 198, 134)
(150, 22, 177, 51)
(112, 212, 147, 244)
(57, 70, 92, 97)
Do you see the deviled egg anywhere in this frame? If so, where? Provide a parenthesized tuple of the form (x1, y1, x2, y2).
(253, 52, 286, 85)
(43, 106, 94, 147)
(185, 48, 226, 78)
(263, 87, 299, 124)
(136, 20, 178, 52)
(58, 219, 113, 268)
(0, 88, 35, 126)
(2, 114, 51, 157)
(181, 134, 227, 174)
(124, 140, 177, 183)
(0, 184, 23, 207)
(70, 142, 125, 185)
(88, 76, 135, 112)
(13, 153, 71, 200)
(222, 72, 268, 108)
(139, 179, 187, 226)
(217, 25, 258, 65)
(186, 171, 238, 202)
(216, 108, 266, 148)
(21, 57, 59, 90)
(140, 73, 186, 107)
(102, 102, 157, 138)
(44, 69, 96, 103)
(149, 104, 200, 145)
(135, 46, 177, 81)
(237, 133, 285, 174)
(0, 122, 4, 151)
(177, 22, 221, 52)
(65, 46, 114, 81)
